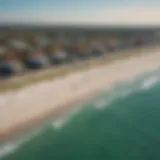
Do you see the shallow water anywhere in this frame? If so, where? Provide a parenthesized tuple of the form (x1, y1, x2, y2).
(1, 68, 160, 160)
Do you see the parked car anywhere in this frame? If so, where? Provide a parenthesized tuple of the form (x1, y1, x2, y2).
(48, 51, 68, 65)
(0, 58, 24, 77)
(89, 42, 106, 57)
(24, 51, 50, 69)
(0, 48, 24, 77)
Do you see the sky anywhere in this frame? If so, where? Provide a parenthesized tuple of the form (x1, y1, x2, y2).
(0, 0, 160, 26)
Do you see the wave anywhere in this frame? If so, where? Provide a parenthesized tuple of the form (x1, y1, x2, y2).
(0, 142, 19, 159)
(141, 76, 159, 90)
(1, 67, 160, 159)
(52, 104, 84, 130)
(0, 127, 44, 159)
(94, 69, 160, 110)
(52, 117, 69, 130)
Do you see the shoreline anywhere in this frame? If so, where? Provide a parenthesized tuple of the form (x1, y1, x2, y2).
(0, 46, 160, 142)
(0, 45, 159, 93)
(0, 87, 104, 142)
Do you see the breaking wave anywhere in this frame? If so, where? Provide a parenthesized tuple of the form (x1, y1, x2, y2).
(1, 67, 160, 160)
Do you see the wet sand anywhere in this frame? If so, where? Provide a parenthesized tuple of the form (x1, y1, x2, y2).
(0, 47, 160, 141)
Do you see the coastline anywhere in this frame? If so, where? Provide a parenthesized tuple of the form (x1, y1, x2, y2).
(0, 45, 159, 93)
(0, 46, 160, 142)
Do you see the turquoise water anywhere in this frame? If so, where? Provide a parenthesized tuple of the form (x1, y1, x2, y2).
(1, 69, 160, 160)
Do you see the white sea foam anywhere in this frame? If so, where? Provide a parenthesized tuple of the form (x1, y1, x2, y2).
(141, 76, 159, 90)
(0, 127, 44, 159)
(94, 70, 160, 110)
(1, 49, 160, 158)
(51, 106, 84, 129)
(0, 142, 20, 159)
(52, 117, 69, 130)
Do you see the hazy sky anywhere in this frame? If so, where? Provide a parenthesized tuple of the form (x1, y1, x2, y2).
(0, 0, 160, 25)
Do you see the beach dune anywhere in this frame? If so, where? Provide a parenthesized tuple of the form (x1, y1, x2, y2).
(0, 49, 160, 140)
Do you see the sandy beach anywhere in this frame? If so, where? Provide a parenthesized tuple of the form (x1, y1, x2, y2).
(1, 47, 160, 141)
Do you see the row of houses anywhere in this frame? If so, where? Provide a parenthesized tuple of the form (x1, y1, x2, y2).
(0, 29, 158, 77)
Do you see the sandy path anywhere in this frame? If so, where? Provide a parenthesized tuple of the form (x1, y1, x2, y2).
(0, 49, 160, 140)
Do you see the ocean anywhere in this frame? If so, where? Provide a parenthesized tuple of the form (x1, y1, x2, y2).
(1, 68, 160, 160)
